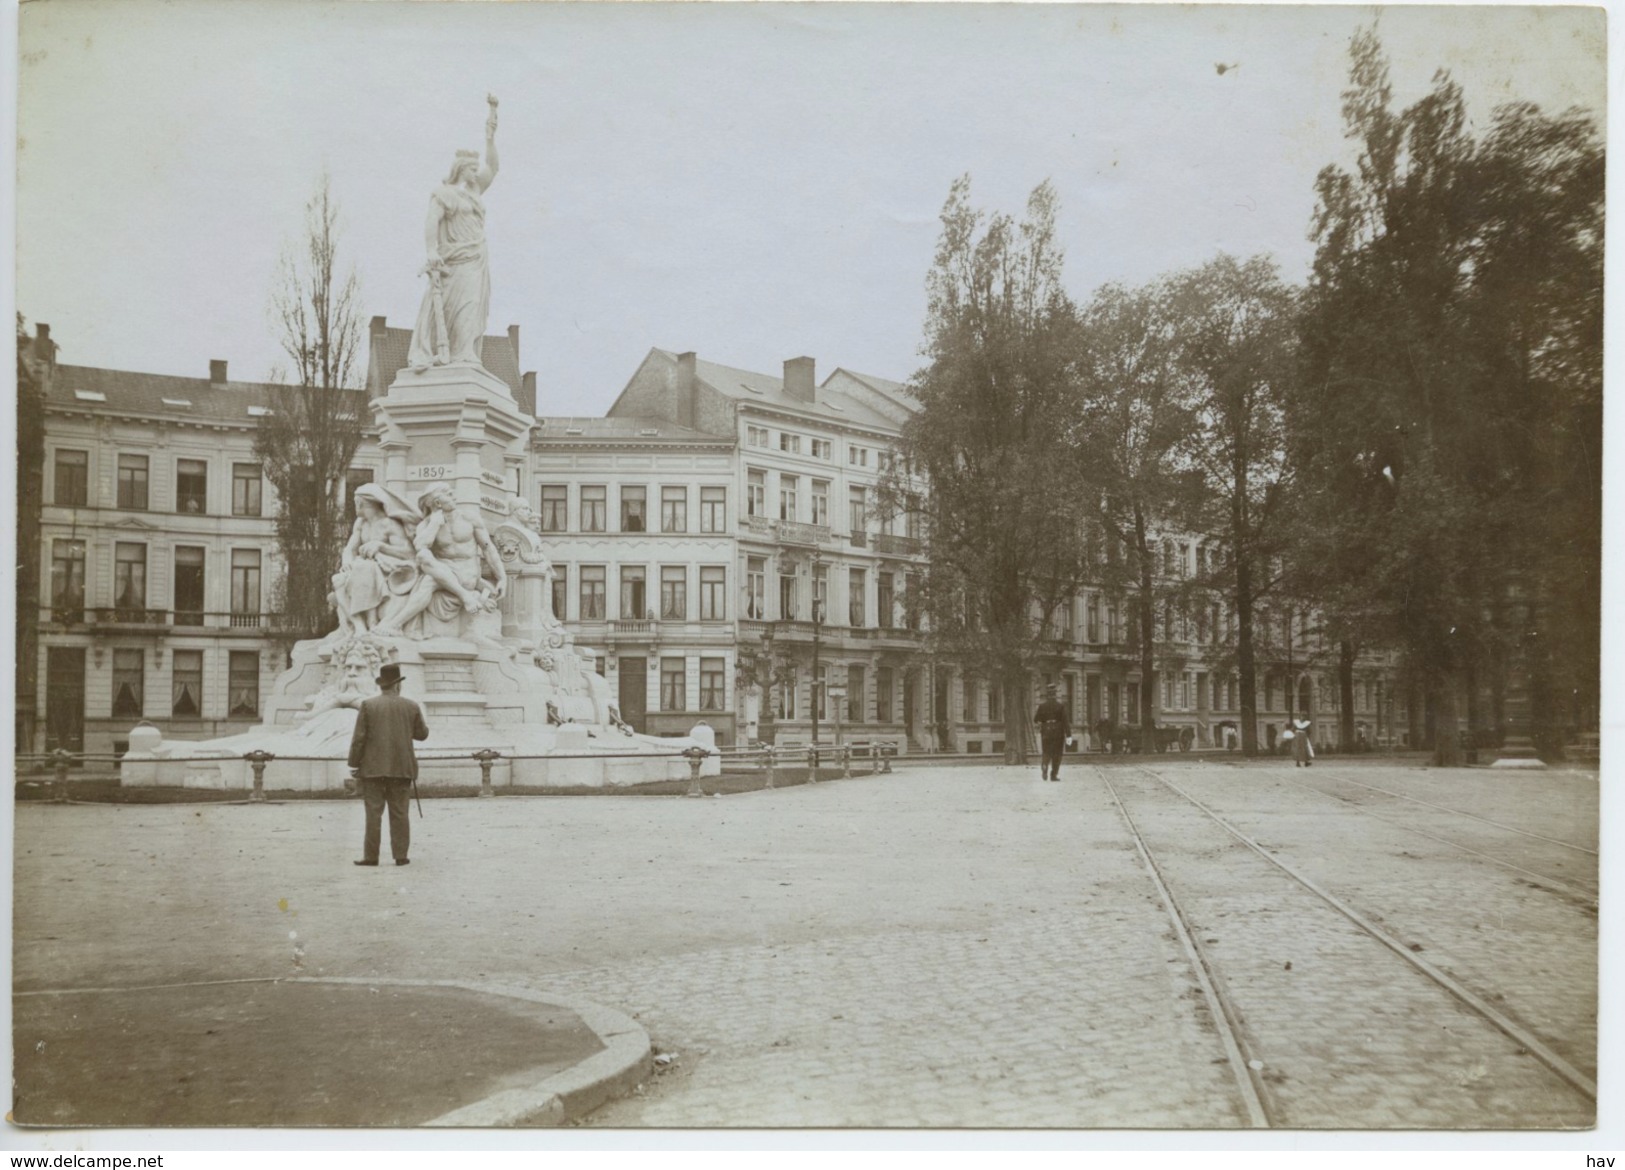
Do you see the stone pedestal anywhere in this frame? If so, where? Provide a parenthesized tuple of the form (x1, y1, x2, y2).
(375, 363, 531, 519)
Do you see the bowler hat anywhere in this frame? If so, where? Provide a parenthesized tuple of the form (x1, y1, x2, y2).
(377, 663, 404, 688)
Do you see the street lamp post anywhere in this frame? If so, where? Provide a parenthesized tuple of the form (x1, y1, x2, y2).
(810, 552, 824, 758)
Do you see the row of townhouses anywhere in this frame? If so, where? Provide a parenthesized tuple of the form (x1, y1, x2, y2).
(21, 322, 1405, 760)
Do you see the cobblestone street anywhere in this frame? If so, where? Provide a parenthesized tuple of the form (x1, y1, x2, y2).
(12, 759, 1598, 1129)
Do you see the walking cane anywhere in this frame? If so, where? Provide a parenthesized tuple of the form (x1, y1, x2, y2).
(412, 775, 424, 818)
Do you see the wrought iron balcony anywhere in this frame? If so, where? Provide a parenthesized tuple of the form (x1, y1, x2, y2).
(775, 519, 832, 547)
(871, 534, 920, 557)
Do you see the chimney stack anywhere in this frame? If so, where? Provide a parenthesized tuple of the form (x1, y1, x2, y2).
(33, 323, 53, 367)
(784, 356, 816, 403)
(676, 351, 698, 428)
(521, 371, 538, 417)
(508, 324, 521, 373)
(210, 359, 228, 385)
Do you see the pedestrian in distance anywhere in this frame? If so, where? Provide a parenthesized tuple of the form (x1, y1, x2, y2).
(1291, 715, 1314, 767)
(1034, 684, 1071, 782)
(348, 662, 429, 866)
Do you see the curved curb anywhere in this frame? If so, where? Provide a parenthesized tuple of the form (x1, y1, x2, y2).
(288, 976, 651, 1127)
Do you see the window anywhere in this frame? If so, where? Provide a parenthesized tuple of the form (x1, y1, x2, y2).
(701, 566, 726, 620)
(745, 557, 765, 620)
(550, 567, 568, 622)
(988, 681, 1003, 724)
(876, 667, 893, 723)
(661, 658, 686, 711)
(173, 546, 205, 625)
(620, 485, 647, 532)
(172, 649, 203, 718)
(847, 664, 864, 723)
(877, 572, 893, 628)
(232, 464, 262, 517)
(1086, 595, 1100, 642)
(1213, 675, 1224, 711)
(849, 568, 867, 627)
(849, 446, 869, 467)
(963, 677, 978, 723)
(779, 475, 798, 522)
(174, 458, 207, 513)
(229, 651, 259, 717)
(117, 454, 149, 510)
(540, 485, 568, 531)
(811, 438, 832, 460)
(620, 565, 647, 620)
(112, 649, 144, 718)
(1126, 686, 1140, 725)
(776, 667, 798, 720)
(1060, 600, 1075, 640)
(905, 494, 922, 540)
(114, 543, 148, 615)
(810, 480, 829, 527)
(230, 549, 261, 625)
(813, 664, 827, 720)
(54, 449, 88, 506)
(50, 539, 86, 620)
(779, 570, 797, 620)
(778, 432, 801, 455)
(747, 425, 770, 447)
(700, 486, 726, 532)
(904, 573, 921, 630)
(700, 658, 726, 711)
(660, 566, 687, 621)
(747, 470, 766, 518)
(581, 485, 606, 532)
(848, 486, 866, 536)
(1182, 672, 1193, 710)
(580, 566, 606, 619)
(660, 486, 687, 533)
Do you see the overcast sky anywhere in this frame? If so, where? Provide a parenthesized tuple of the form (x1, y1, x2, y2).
(17, 1, 1605, 417)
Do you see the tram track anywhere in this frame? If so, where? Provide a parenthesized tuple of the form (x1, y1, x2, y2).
(1096, 762, 1596, 1127)
(1273, 771, 1597, 911)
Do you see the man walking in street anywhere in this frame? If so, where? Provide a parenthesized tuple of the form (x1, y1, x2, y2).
(1034, 683, 1070, 783)
(348, 662, 429, 867)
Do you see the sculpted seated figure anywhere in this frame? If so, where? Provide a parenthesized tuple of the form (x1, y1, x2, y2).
(333, 485, 420, 635)
(374, 484, 506, 637)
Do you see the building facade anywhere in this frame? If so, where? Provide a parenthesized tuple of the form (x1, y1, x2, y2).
(22, 323, 1398, 759)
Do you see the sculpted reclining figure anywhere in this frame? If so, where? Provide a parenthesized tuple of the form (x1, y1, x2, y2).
(374, 484, 506, 636)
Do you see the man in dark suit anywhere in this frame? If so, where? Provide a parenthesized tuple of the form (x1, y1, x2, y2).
(348, 662, 429, 867)
(1034, 683, 1071, 783)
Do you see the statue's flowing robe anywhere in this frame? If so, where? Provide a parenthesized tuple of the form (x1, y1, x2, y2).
(408, 183, 490, 369)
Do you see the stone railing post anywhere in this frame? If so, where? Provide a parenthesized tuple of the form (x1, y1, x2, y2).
(763, 745, 776, 790)
(243, 750, 274, 803)
(471, 748, 502, 798)
(683, 745, 708, 798)
(806, 743, 819, 784)
(841, 744, 852, 779)
(51, 749, 72, 804)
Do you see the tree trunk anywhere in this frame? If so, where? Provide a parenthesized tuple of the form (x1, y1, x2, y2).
(1406, 673, 1423, 750)
(1430, 673, 1462, 767)
(1002, 668, 1031, 765)
(1338, 640, 1356, 753)
(1235, 546, 1259, 756)
(1134, 509, 1158, 754)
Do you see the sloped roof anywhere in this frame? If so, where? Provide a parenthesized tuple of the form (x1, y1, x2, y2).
(367, 324, 528, 411)
(826, 367, 922, 415)
(651, 349, 901, 432)
(46, 364, 347, 425)
(533, 415, 729, 443)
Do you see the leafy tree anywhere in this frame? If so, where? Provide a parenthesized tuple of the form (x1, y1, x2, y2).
(883, 176, 1091, 763)
(1165, 255, 1298, 755)
(1071, 277, 1199, 752)
(1296, 28, 1601, 763)
(256, 175, 367, 637)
